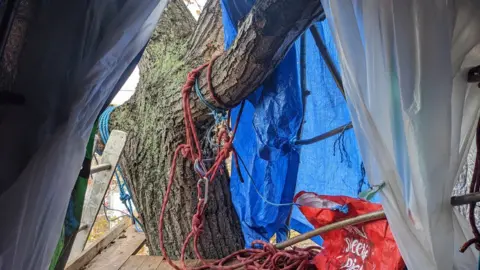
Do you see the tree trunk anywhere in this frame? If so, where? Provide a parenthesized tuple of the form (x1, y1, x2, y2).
(111, 0, 243, 259)
(111, 0, 322, 259)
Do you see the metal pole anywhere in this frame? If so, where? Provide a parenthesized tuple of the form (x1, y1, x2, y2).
(310, 25, 345, 99)
(90, 163, 112, 174)
(285, 33, 309, 232)
(275, 210, 385, 249)
(451, 193, 480, 206)
(296, 33, 308, 140)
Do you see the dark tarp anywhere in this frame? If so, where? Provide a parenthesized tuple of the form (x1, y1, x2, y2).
(0, 1, 167, 269)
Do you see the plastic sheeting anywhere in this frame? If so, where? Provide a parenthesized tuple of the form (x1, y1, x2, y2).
(222, 0, 302, 245)
(321, 0, 480, 269)
(290, 21, 374, 239)
(223, 0, 371, 246)
(0, 1, 167, 269)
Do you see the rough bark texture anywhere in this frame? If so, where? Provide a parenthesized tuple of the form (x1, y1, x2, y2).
(112, 0, 243, 259)
(111, 0, 322, 259)
(197, 0, 323, 109)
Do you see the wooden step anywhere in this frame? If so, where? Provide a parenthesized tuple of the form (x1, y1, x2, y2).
(120, 256, 214, 270)
(84, 226, 146, 270)
(66, 220, 145, 270)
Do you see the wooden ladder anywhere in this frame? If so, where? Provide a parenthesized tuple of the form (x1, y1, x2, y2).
(68, 130, 129, 261)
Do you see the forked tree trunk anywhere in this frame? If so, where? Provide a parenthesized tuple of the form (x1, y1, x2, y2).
(111, 0, 322, 259)
(111, 0, 243, 258)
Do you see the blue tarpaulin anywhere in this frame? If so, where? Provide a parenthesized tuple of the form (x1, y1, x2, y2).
(222, 0, 376, 246)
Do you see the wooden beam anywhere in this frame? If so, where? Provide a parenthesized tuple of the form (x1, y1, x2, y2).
(65, 219, 130, 270)
(82, 226, 146, 270)
(69, 130, 128, 259)
(275, 210, 385, 249)
(294, 122, 353, 145)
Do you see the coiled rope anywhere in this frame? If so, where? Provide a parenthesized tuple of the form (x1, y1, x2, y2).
(98, 106, 143, 232)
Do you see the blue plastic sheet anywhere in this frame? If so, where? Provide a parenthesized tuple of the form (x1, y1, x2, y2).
(222, 0, 302, 245)
(290, 23, 374, 237)
(222, 0, 375, 246)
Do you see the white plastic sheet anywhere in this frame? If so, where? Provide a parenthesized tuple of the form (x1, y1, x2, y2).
(0, 1, 168, 269)
(322, 0, 480, 269)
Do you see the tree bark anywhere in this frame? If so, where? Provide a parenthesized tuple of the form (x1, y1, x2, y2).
(111, 0, 322, 259)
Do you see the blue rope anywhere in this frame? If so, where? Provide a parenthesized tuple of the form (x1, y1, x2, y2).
(194, 77, 227, 124)
(236, 153, 299, 208)
(65, 200, 79, 236)
(98, 106, 143, 232)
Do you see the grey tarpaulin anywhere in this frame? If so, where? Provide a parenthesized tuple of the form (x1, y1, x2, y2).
(0, 0, 167, 269)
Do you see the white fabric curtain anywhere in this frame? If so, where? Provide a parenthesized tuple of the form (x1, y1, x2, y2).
(322, 0, 480, 269)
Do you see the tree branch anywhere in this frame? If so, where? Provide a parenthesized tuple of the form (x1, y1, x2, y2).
(197, 0, 323, 108)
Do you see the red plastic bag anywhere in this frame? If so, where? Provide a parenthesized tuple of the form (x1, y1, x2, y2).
(294, 191, 405, 270)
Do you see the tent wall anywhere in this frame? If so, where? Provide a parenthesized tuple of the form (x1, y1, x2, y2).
(322, 0, 480, 268)
(0, 1, 167, 269)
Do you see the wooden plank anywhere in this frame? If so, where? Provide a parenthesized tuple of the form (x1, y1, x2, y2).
(157, 261, 180, 270)
(156, 262, 174, 270)
(119, 256, 148, 270)
(138, 256, 163, 270)
(69, 130, 127, 259)
(65, 219, 130, 270)
(156, 260, 212, 270)
(119, 257, 221, 270)
(84, 226, 146, 270)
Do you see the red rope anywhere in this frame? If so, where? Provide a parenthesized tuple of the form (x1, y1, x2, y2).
(158, 57, 319, 269)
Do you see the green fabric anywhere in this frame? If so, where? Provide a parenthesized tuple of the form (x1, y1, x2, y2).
(49, 125, 97, 270)
(73, 125, 97, 220)
(49, 227, 64, 270)
(85, 126, 96, 160)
